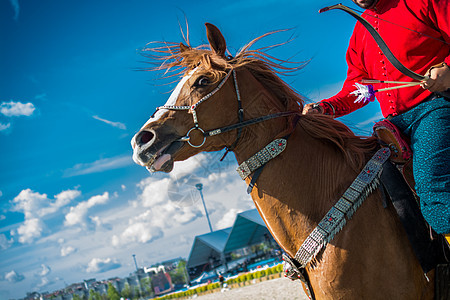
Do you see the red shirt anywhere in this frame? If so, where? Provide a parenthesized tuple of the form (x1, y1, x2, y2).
(320, 0, 450, 118)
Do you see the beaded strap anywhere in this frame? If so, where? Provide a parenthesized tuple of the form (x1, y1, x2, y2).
(293, 147, 391, 267)
(236, 139, 287, 180)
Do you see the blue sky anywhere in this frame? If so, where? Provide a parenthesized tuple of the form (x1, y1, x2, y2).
(0, 0, 382, 298)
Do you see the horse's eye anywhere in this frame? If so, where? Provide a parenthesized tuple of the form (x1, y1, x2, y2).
(195, 76, 210, 87)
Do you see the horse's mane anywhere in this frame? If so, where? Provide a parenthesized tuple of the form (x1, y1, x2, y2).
(142, 30, 306, 99)
(141, 30, 378, 170)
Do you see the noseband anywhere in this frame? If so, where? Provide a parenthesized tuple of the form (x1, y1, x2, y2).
(153, 68, 298, 148)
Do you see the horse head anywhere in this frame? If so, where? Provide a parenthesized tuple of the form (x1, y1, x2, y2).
(131, 23, 304, 173)
(131, 24, 242, 172)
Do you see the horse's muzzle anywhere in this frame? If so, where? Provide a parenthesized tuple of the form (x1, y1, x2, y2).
(131, 129, 158, 166)
(131, 128, 184, 173)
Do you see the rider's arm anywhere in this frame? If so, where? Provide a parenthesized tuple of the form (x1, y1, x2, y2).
(429, 0, 450, 67)
(421, 0, 450, 92)
(315, 25, 370, 118)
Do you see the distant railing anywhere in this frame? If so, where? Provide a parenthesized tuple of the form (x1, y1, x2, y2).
(154, 263, 284, 300)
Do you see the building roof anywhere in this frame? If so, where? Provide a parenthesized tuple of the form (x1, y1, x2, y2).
(223, 209, 270, 253)
(186, 228, 231, 268)
(186, 209, 270, 269)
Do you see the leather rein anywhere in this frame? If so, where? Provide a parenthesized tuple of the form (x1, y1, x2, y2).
(153, 68, 298, 149)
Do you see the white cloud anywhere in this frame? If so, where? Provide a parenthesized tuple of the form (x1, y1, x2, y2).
(60, 245, 77, 257)
(90, 215, 112, 231)
(113, 173, 204, 246)
(139, 179, 204, 225)
(216, 208, 243, 229)
(12, 188, 80, 219)
(12, 189, 48, 219)
(0, 123, 11, 131)
(4, 270, 25, 283)
(109, 152, 253, 249)
(64, 155, 133, 177)
(112, 208, 164, 246)
(135, 154, 218, 208)
(0, 234, 13, 250)
(38, 264, 51, 277)
(32, 267, 58, 290)
(137, 178, 171, 207)
(55, 190, 81, 207)
(93, 115, 126, 130)
(34, 276, 51, 289)
(0, 101, 35, 117)
(86, 258, 121, 273)
(114, 221, 163, 245)
(111, 153, 250, 248)
(8, 0, 19, 21)
(11, 188, 81, 244)
(169, 153, 209, 179)
(38, 190, 82, 216)
(16, 218, 44, 243)
(64, 192, 109, 228)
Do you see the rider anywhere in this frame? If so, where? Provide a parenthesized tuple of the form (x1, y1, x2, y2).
(303, 0, 450, 238)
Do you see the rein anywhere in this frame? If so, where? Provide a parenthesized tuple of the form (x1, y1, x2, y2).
(154, 69, 298, 148)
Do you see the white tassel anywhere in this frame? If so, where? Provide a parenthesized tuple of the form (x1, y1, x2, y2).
(350, 83, 375, 104)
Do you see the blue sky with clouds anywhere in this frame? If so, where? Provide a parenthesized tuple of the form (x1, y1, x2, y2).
(0, 0, 382, 298)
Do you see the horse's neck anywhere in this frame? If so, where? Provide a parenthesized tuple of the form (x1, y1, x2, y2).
(232, 69, 297, 164)
(234, 120, 362, 257)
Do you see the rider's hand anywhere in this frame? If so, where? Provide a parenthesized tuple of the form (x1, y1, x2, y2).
(302, 103, 324, 115)
(421, 62, 450, 92)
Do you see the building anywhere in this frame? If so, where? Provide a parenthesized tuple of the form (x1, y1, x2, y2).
(186, 209, 281, 281)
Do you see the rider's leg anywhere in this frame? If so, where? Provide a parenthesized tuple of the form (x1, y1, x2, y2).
(390, 96, 450, 235)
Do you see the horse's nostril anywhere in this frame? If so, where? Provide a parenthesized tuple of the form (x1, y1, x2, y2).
(138, 131, 154, 146)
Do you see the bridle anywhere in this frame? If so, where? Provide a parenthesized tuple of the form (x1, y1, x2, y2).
(152, 68, 298, 149)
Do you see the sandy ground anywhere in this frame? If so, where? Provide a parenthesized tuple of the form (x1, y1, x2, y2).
(195, 278, 309, 300)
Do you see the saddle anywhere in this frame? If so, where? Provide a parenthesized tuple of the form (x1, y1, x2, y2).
(373, 119, 416, 193)
(373, 119, 412, 163)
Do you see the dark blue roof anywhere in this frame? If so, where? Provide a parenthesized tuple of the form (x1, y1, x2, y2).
(186, 209, 270, 268)
(223, 209, 270, 253)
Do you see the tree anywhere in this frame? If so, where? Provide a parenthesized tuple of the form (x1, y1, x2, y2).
(107, 283, 121, 300)
(121, 283, 132, 299)
(141, 278, 153, 297)
(73, 294, 82, 300)
(133, 286, 141, 300)
(88, 290, 101, 300)
(169, 260, 188, 285)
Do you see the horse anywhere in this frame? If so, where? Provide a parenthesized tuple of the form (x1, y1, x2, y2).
(131, 23, 434, 299)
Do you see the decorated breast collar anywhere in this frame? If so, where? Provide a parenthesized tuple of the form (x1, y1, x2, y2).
(236, 138, 288, 194)
(236, 138, 287, 180)
(284, 147, 391, 281)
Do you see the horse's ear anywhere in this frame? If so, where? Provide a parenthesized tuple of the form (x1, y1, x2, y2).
(205, 23, 226, 57)
(179, 42, 190, 53)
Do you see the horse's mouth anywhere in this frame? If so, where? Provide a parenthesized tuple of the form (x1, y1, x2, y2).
(134, 140, 185, 173)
